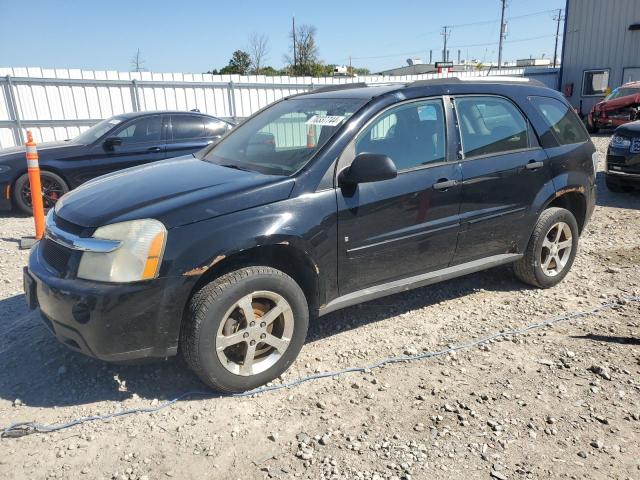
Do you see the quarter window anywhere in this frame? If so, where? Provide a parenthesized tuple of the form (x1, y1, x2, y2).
(455, 96, 529, 158)
(529, 96, 589, 145)
(355, 99, 446, 171)
(114, 116, 162, 144)
(582, 70, 610, 96)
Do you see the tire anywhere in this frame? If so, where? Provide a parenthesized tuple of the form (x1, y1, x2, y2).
(585, 116, 599, 134)
(514, 207, 579, 289)
(605, 176, 630, 193)
(13, 171, 69, 215)
(180, 266, 309, 392)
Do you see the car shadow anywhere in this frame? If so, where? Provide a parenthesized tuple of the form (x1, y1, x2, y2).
(595, 172, 640, 210)
(0, 266, 527, 409)
(571, 333, 640, 345)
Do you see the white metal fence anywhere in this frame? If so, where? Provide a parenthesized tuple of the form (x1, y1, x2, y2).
(0, 66, 557, 149)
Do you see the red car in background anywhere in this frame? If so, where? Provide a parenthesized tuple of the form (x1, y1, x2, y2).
(587, 82, 640, 133)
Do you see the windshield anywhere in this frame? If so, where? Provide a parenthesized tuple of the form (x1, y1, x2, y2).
(73, 117, 125, 144)
(605, 87, 640, 100)
(199, 98, 366, 175)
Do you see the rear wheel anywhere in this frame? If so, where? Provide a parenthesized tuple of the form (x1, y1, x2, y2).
(514, 207, 579, 288)
(180, 266, 309, 392)
(586, 115, 599, 134)
(13, 171, 68, 215)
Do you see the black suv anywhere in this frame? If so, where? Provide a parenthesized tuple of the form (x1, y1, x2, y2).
(0, 111, 233, 214)
(605, 120, 640, 191)
(25, 78, 596, 392)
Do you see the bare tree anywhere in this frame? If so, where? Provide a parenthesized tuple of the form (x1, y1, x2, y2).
(287, 24, 319, 75)
(248, 33, 269, 74)
(130, 49, 146, 72)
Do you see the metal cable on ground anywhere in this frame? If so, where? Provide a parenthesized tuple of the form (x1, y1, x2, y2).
(2, 296, 638, 439)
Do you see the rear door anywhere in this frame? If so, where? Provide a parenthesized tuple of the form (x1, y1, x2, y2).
(165, 115, 229, 158)
(336, 97, 463, 294)
(451, 95, 551, 264)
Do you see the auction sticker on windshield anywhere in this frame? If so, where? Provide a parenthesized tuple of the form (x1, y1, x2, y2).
(305, 115, 345, 127)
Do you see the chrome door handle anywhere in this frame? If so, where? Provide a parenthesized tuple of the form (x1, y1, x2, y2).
(525, 160, 544, 170)
(433, 179, 458, 191)
(147, 146, 162, 152)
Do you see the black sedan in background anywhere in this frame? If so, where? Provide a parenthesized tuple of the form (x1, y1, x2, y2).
(605, 120, 640, 192)
(0, 111, 234, 214)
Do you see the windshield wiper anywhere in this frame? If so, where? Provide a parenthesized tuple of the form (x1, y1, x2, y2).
(219, 164, 252, 172)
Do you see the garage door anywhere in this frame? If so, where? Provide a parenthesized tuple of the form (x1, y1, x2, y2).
(622, 67, 640, 84)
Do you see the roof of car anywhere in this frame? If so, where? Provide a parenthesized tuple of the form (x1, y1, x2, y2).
(115, 110, 221, 120)
(621, 81, 640, 89)
(293, 76, 548, 101)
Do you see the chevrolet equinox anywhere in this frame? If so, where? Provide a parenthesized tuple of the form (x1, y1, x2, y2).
(25, 78, 597, 392)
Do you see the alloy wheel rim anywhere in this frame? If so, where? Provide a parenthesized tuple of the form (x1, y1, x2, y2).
(540, 221, 573, 277)
(215, 291, 294, 376)
(21, 177, 64, 209)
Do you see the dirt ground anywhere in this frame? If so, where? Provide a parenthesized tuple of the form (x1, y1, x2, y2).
(0, 134, 638, 480)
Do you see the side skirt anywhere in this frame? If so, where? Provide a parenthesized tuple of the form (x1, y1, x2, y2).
(319, 253, 522, 317)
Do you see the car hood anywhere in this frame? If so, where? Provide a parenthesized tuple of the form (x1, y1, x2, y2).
(615, 120, 640, 136)
(54, 156, 295, 228)
(0, 140, 86, 163)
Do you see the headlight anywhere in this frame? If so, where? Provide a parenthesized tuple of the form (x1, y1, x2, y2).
(77, 219, 166, 282)
(611, 135, 631, 149)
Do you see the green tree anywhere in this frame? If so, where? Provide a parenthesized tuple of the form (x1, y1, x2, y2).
(220, 50, 252, 75)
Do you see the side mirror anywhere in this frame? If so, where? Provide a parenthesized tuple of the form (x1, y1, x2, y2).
(103, 137, 123, 151)
(339, 153, 398, 185)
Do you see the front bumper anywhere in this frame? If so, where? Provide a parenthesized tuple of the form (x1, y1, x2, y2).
(26, 240, 193, 361)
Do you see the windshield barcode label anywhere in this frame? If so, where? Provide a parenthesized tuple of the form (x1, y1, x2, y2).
(305, 115, 345, 127)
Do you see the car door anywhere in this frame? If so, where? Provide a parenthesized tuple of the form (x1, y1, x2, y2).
(165, 115, 226, 158)
(73, 114, 167, 183)
(451, 95, 552, 265)
(336, 97, 463, 295)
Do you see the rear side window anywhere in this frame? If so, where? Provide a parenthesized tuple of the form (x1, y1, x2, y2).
(172, 115, 205, 140)
(455, 96, 529, 158)
(529, 96, 589, 145)
(204, 119, 230, 138)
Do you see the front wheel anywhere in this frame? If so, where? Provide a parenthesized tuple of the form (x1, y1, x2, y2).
(13, 171, 69, 215)
(514, 207, 579, 288)
(180, 266, 309, 392)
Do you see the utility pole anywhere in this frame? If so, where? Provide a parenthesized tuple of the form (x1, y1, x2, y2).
(553, 8, 565, 68)
(292, 16, 297, 72)
(497, 0, 507, 68)
(441, 26, 450, 62)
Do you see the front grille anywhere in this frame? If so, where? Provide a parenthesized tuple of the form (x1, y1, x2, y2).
(41, 238, 73, 275)
(631, 138, 640, 154)
(52, 213, 85, 235)
(607, 155, 626, 167)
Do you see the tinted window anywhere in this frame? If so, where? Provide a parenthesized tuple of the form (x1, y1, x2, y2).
(530, 96, 589, 145)
(205, 119, 229, 138)
(114, 116, 162, 144)
(455, 96, 529, 158)
(355, 99, 446, 170)
(582, 70, 609, 96)
(172, 115, 205, 140)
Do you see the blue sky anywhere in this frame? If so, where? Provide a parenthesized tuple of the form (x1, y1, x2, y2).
(0, 0, 566, 73)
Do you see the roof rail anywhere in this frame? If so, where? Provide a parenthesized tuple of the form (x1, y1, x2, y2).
(308, 82, 369, 93)
(408, 76, 545, 88)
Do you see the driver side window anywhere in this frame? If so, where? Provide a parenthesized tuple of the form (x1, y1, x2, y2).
(114, 116, 162, 144)
(355, 99, 446, 171)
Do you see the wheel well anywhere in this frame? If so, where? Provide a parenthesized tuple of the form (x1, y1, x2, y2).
(548, 191, 587, 233)
(188, 244, 321, 312)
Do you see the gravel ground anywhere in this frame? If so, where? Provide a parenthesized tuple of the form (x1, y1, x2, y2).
(0, 134, 639, 480)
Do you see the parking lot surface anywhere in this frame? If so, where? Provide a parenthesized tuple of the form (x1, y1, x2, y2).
(0, 134, 639, 480)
